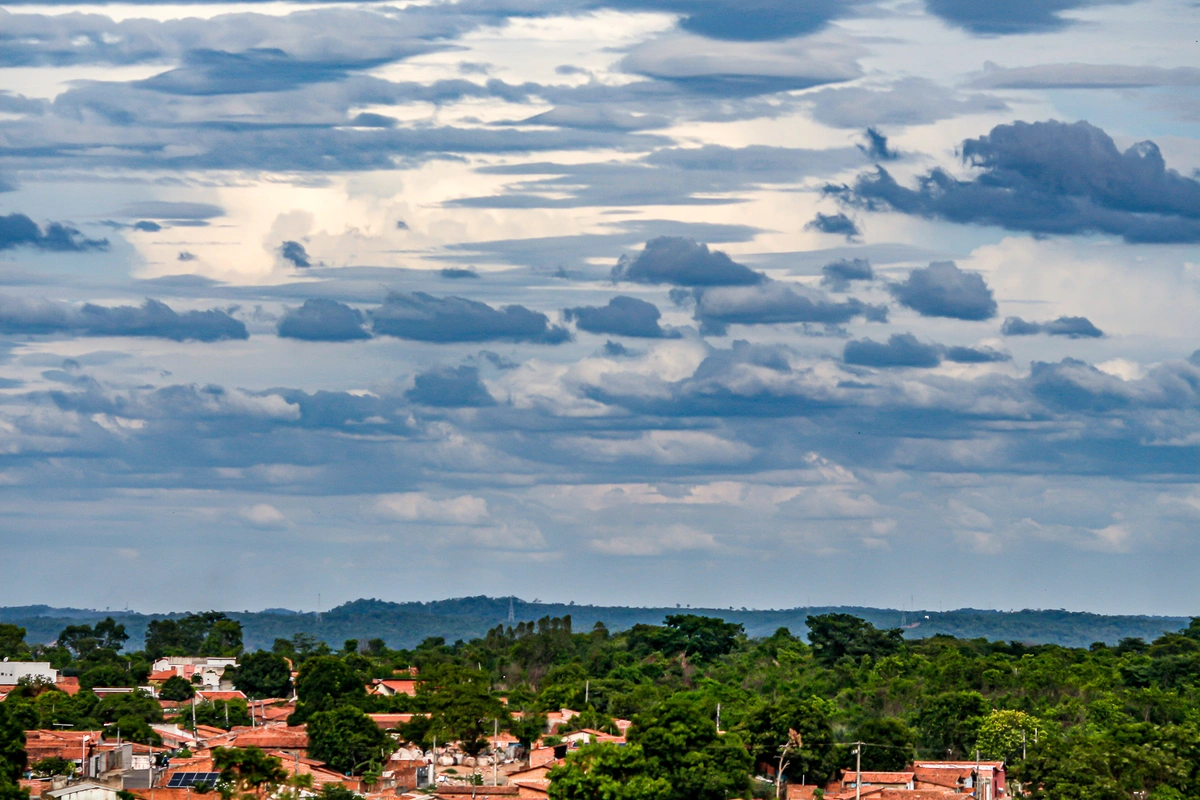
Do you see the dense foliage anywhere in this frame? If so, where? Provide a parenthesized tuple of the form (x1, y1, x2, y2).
(9, 609, 1200, 796)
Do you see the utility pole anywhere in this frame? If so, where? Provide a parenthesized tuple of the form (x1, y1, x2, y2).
(584, 681, 589, 705)
(855, 742, 862, 800)
(493, 720, 499, 786)
(715, 703, 721, 733)
(1022, 730, 1026, 760)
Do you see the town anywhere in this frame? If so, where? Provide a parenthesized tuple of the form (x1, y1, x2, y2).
(1, 609, 1197, 800)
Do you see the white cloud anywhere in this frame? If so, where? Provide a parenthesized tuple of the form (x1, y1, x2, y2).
(589, 524, 719, 556)
(240, 503, 290, 529)
(374, 492, 490, 525)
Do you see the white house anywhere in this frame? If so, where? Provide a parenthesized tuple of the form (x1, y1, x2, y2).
(0, 660, 58, 684)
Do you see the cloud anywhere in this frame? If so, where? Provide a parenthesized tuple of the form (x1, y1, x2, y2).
(820, 258, 874, 291)
(517, 106, 669, 131)
(132, 221, 162, 232)
(0, 295, 247, 341)
(620, 31, 862, 96)
(589, 524, 718, 556)
(373, 492, 489, 524)
(971, 62, 1200, 89)
(0, 213, 108, 252)
(859, 128, 897, 161)
(277, 299, 369, 341)
(830, 120, 1200, 243)
(944, 345, 1011, 363)
(692, 281, 886, 334)
(440, 268, 480, 279)
(563, 296, 678, 339)
(370, 292, 569, 344)
(805, 77, 1008, 129)
(280, 241, 312, 268)
(843, 333, 942, 368)
(805, 212, 860, 239)
(889, 261, 998, 321)
(923, 0, 1128, 35)
(118, 201, 224, 220)
(1002, 315, 1104, 338)
(406, 365, 496, 407)
(612, 237, 764, 286)
(240, 503, 290, 529)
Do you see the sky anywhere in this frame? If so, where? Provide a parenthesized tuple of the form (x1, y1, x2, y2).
(0, 0, 1199, 616)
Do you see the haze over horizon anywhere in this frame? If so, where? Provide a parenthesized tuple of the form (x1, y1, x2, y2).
(0, 0, 1198, 616)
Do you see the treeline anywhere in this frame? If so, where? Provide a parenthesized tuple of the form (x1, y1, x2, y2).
(8, 611, 1200, 799)
(0, 598, 1191, 651)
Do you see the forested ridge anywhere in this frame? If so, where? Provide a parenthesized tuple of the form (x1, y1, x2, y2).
(0, 597, 1189, 651)
(6, 609, 1200, 799)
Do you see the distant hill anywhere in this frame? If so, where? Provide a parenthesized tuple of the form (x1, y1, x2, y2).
(0, 597, 1191, 651)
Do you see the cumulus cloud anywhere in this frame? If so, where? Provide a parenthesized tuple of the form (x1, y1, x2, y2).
(406, 365, 496, 407)
(0, 213, 107, 252)
(692, 281, 886, 334)
(0, 295, 247, 341)
(370, 292, 569, 344)
(240, 503, 290, 530)
(440, 267, 480, 279)
(820, 258, 874, 291)
(612, 237, 764, 286)
(280, 241, 312, 268)
(830, 120, 1200, 243)
(1002, 315, 1104, 338)
(277, 299, 369, 341)
(805, 212, 860, 239)
(563, 296, 678, 338)
(844, 333, 943, 368)
(374, 492, 490, 524)
(889, 261, 998, 321)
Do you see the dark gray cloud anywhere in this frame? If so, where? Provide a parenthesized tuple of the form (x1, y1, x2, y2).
(612, 237, 764, 286)
(0, 295, 247, 341)
(924, 0, 1129, 35)
(831, 120, 1200, 244)
(135, 48, 398, 96)
(406, 365, 496, 407)
(370, 292, 569, 344)
(889, 261, 997, 321)
(692, 281, 886, 335)
(277, 299, 369, 341)
(0, 214, 108, 252)
(602, 340, 636, 357)
(971, 63, 1200, 90)
(944, 345, 1011, 363)
(563, 296, 678, 338)
(844, 333, 942, 368)
(119, 201, 224, 220)
(820, 258, 874, 291)
(516, 106, 669, 131)
(859, 128, 897, 161)
(440, 268, 480, 279)
(805, 212, 860, 239)
(132, 221, 162, 232)
(280, 241, 312, 268)
(1002, 315, 1104, 338)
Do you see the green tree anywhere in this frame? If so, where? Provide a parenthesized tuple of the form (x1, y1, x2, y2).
(290, 656, 366, 723)
(233, 652, 293, 700)
(661, 615, 744, 661)
(853, 718, 917, 772)
(160, 675, 196, 701)
(203, 620, 244, 657)
(31, 757, 74, 777)
(742, 696, 837, 783)
(0, 703, 28, 783)
(805, 614, 903, 667)
(94, 618, 130, 652)
(213, 747, 289, 797)
(628, 695, 751, 800)
(975, 710, 1040, 762)
(549, 743, 671, 800)
(0, 625, 30, 660)
(188, 700, 252, 731)
(306, 706, 391, 775)
(916, 691, 988, 759)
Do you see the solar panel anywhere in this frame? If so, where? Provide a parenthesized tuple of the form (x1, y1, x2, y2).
(167, 772, 221, 788)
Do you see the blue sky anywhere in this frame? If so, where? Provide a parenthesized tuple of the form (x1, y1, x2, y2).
(0, 0, 1199, 615)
